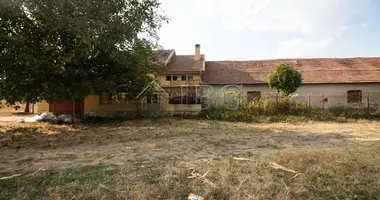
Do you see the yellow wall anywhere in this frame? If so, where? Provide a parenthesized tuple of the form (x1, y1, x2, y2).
(37, 100, 49, 113)
(159, 73, 201, 87)
(84, 95, 139, 112)
(166, 104, 202, 112)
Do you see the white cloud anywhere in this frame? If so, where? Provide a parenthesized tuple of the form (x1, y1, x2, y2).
(158, 0, 373, 58)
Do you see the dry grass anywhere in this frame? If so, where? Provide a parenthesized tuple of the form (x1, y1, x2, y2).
(1, 119, 380, 199)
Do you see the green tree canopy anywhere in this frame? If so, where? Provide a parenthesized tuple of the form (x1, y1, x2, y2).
(0, 0, 166, 114)
(268, 63, 302, 95)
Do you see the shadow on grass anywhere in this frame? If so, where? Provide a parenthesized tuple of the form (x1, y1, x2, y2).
(1, 142, 379, 200)
(0, 118, 366, 154)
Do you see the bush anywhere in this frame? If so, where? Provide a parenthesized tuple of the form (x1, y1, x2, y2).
(169, 96, 200, 104)
(200, 94, 380, 122)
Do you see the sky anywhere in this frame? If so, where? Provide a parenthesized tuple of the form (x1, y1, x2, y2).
(157, 0, 380, 61)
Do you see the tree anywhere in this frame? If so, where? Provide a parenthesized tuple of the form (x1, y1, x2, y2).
(0, 0, 166, 117)
(268, 63, 302, 95)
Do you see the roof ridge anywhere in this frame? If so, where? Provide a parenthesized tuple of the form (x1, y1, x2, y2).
(206, 57, 380, 62)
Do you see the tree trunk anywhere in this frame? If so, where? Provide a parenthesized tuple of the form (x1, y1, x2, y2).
(24, 102, 30, 113)
(72, 98, 82, 123)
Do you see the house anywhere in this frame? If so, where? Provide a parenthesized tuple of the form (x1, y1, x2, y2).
(37, 44, 380, 115)
(37, 45, 205, 116)
(201, 58, 380, 108)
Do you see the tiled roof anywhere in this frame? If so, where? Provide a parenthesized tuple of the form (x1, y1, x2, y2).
(167, 55, 205, 72)
(154, 49, 175, 64)
(202, 58, 380, 84)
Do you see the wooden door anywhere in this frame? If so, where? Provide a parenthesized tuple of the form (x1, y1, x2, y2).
(49, 99, 84, 115)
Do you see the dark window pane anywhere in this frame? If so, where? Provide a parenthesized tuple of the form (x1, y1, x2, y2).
(172, 76, 178, 81)
(347, 90, 362, 103)
(247, 91, 261, 102)
(188, 76, 194, 80)
(166, 76, 171, 81)
(147, 94, 158, 104)
(181, 75, 187, 81)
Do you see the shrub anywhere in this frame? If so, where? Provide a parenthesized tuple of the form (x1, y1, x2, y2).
(200, 93, 380, 122)
(169, 96, 200, 104)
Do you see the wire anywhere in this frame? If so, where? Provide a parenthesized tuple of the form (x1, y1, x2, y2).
(246, 0, 282, 19)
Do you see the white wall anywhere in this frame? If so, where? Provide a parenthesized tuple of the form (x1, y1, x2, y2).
(202, 83, 380, 108)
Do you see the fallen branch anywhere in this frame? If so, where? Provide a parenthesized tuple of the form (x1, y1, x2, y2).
(28, 168, 46, 177)
(0, 174, 22, 180)
(188, 169, 218, 188)
(195, 158, 212, 164)
(269, 162, 297, 174)
(233, 157, 256, 162)
(0, 167, 46, 180)
(290, 173, 302, 179)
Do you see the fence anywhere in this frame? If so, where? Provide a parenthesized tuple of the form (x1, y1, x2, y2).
(203, 91, 380, 111)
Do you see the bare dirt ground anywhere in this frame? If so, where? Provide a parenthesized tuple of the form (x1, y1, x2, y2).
(0, 103, 33, 122)
(1, 119, 379, 173)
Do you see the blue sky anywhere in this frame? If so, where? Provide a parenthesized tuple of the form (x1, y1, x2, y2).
(158, 0, 380, 61)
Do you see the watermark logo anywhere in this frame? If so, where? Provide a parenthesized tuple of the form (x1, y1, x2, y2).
(136, 81, 246, 111)
(136, 80, 169, 110)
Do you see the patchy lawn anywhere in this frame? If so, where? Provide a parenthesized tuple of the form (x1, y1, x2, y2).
(1, 119, 380, 199)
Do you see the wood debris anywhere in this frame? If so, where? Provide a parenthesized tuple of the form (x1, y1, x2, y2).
(188, 169, 218, 188)
(0, 174, 22, 180)
(233, 157, 256, 162)
(269, 162, 297, 174)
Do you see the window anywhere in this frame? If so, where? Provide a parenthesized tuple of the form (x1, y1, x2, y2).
(147, 94, 158, 104)
(247, 91, 261, 102)
(347, 90, 362, 103)
(172, 76, 178, 81)
(100, 92, 129, 104)
(168, 93, 199, 104)
(181, 75, 194, 81)
(166, 76, 171, 81)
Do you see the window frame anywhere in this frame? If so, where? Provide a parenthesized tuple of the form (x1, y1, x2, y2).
(100, 92, 130, 105)
(172, 76, 178, 81)
(166, 76, 171, 81)
(347, 90, 362, 103)
(180, 75, 195, 81)
(147, 94, 159, 104)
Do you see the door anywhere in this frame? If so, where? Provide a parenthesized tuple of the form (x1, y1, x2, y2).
(49, 99, 84, 115)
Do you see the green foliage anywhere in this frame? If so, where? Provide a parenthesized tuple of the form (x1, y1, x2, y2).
(0, 0, 166, 105)
(268, 63, 302, 95)
(200, 92, 380, 122)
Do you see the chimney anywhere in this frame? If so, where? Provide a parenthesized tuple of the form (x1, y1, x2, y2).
(195, 44, 201, 61)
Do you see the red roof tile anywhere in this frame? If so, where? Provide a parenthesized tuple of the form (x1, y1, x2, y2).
(154, 49, 175, 63)
(202, 58, 380, 84)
